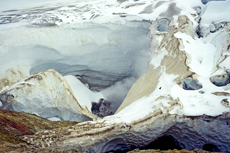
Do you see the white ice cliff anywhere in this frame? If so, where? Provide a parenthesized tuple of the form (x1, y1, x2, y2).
(0, 0, 230, 152)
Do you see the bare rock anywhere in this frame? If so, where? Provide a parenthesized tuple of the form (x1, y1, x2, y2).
(91, 98, 113, 117)
(210, 72, 230, 87)
(0, 108, 77, 144)
(182, 78, 202, 90)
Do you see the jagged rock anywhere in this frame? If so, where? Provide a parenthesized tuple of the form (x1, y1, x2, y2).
(212, 92, 230, 96)
(156, 18, 170, 32)
(210, 72, 230, 87)
(220, 99, 229, 108)
(0, 69, 97, 122)
(91, 98, 113, 117)
(182, 78, 202, 90)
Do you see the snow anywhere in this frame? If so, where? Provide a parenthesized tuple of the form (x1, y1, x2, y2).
(220, 57, 230, 69)
(0, 0, 200, 26)
(174, 32, 218, 77)
(0, 0, 71, 12)
(47, 117, 62, 121)
(201, 0, 230, 25)
(170, 78, 229, 116)
(0, 0, 228, 28)
(106, 71, 178, 124)
(150, 42, 167, 68)
(64, 75, 104, 110)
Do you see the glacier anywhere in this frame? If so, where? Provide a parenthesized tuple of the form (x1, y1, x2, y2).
(0, 0, 230, 152)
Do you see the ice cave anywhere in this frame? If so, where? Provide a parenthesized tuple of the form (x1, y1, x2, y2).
(0, 0, 230, 152)
(0, 20, 151, 120)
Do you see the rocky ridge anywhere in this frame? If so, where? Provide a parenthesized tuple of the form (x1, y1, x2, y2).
(0, 108, 78, 145)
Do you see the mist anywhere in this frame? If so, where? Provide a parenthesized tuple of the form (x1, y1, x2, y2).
(100, 77, 139, 114)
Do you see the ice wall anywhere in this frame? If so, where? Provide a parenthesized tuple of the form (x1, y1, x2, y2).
(0, 14, 150, 115)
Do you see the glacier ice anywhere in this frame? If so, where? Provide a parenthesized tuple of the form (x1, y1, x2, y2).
(0, 69, 96, 122)
(0, 21, 150, 115)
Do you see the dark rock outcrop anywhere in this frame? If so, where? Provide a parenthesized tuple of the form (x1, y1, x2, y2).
(182, 78, 202, 90)
(91, 98, 113, 117)
(210, 71, 230, 87)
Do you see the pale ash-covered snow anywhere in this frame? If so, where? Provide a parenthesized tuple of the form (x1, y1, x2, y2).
(107, 71, 178, 124)
(0, 70, 96, 122)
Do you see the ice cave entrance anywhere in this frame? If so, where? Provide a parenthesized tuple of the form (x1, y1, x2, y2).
(4, 21, 151, 116)
(104, 136, 183, 152)
(143, 136, 183, 151)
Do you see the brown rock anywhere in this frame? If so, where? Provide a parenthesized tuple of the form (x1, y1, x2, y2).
(211, 92, 230, 96)
(0, 108, 78, 144)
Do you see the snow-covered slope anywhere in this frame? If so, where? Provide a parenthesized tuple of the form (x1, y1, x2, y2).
(116, 0, 230, 117)
(64, 75, 104, 111)
(1, 0, 230, 152)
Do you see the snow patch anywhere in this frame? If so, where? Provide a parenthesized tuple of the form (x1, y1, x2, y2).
(64, 75, 104, 111)
(201, 0, 230, 25)
(47, 117, 62, 121)
(174, 32, 218, 77)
